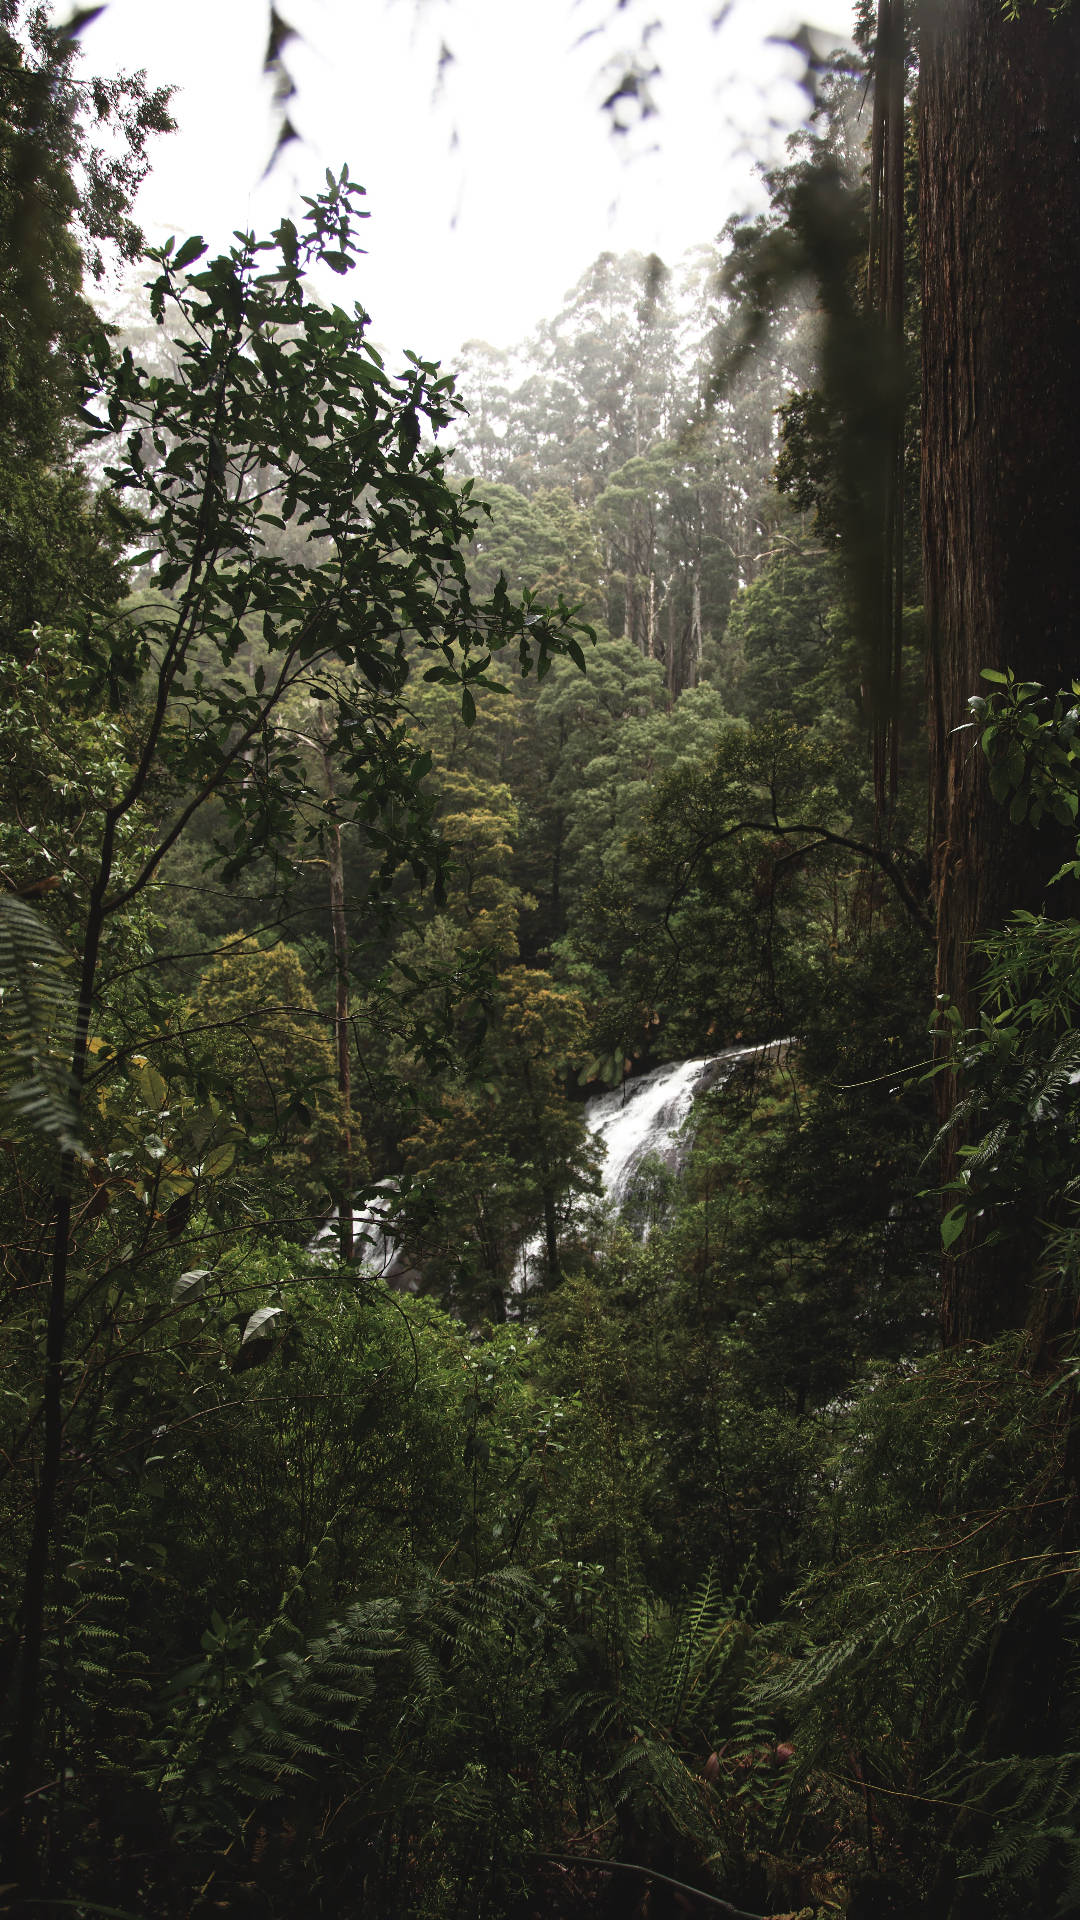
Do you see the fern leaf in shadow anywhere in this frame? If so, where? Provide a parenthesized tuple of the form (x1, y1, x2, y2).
(0, 892, 84, 1154)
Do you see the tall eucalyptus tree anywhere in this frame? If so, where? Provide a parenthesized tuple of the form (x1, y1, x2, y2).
(918, 0, 1080, 1338)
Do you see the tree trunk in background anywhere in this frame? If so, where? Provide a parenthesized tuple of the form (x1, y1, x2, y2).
(542, 1183, 560, 1285)
(317, 718, 354, 1263)
(326, 809, 354, 1264)
(919, 0, 1080, 1340)
(690, 571, 703, 688)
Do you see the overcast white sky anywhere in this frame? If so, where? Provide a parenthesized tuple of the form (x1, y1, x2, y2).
(71, 0, 856, 367)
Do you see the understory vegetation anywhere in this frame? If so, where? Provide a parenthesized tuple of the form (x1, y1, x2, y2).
(4, 5, 1080, 1916)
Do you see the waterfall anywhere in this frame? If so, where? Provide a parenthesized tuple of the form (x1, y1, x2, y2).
(582, 1056, 720, 1209)
(513, 1038, 788, 1289)
(313, 1039, 788, 1290)
(309, 1181, 412, 1284)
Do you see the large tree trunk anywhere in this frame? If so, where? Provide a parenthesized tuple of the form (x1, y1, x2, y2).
(919, 0, 1080, 1340)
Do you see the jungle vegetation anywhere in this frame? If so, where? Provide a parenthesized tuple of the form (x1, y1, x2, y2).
(3, 2, 1080, 1915)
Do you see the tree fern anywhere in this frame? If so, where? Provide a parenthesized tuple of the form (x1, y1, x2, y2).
(139, 1562, 561, 1917)
(155, 1592, 404, 1840)
(730, 1342, 1080, 1910)
(955, 1748, 1080, 1901)
(561, 1563, 748, 1865)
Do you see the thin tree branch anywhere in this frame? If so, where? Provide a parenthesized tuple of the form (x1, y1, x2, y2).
(531, 1854, 767, 1919)
(669, 816, 933, 941)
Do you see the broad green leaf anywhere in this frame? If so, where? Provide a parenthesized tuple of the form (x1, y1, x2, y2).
(941, 1205, 967, 1251)
(242, 1305, 283, 1344)
(172, 234, 207, 270)
(172, 1268, 211, 1304)
(132, 1061, 168, 1111)
(201, 1143, 236, 1179)
(1004, 742, 1025, 790)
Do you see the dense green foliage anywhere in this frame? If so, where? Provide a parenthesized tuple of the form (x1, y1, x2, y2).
(2, 11, 1079, 1919)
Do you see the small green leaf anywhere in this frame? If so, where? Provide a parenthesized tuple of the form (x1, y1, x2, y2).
(941, 1205, 967, 1251)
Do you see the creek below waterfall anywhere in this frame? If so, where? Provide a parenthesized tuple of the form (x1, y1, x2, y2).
(312, 1039, 788, 1294)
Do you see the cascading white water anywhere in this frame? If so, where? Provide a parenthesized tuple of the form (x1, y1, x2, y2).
(513, 1038, 788, 1289)
(582, 1056, 718, 1209)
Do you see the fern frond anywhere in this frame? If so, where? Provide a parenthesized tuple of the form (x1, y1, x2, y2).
(0, 892, 83, 1154)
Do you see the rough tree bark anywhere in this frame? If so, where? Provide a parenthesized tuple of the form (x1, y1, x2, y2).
(919, 0, 1080, 1340)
